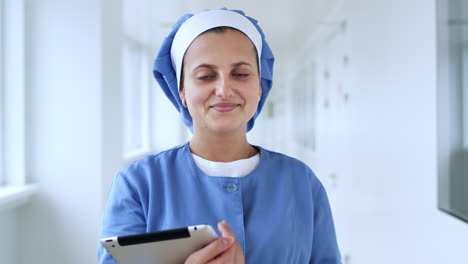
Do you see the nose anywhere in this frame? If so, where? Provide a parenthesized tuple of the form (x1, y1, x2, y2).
(214, 74, 234, 98)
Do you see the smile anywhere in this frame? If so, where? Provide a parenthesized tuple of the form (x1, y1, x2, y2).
(211, 103, 240, 112)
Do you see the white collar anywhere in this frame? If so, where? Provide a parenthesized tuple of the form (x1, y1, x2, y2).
(191, 152, 260, 177)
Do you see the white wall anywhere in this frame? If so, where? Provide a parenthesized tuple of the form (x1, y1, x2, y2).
(346, 1, 468, 262)
(274, 0, 468, 263)
(16, 1, 103, 263)
(0, 209, 16, 264)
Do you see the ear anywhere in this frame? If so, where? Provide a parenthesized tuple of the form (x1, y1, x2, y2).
(179, 87, 187, 108)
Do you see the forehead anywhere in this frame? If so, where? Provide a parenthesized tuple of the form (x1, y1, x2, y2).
(183, 28, 257, 68)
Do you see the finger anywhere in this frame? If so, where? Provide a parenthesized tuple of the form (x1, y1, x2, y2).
(217, 220, 236, 238)
(207, 244, 237, 264)
(217, 221, 245, 264)
(185, 236, 234, 264)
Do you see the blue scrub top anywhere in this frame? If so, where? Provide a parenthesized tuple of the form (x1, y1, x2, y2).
(98, 143, 341, 263)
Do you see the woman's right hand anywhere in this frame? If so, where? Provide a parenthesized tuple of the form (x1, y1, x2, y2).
(185, 221, 245, 264)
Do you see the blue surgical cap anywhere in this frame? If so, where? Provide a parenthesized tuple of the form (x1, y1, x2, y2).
(152, 8, 275, 132)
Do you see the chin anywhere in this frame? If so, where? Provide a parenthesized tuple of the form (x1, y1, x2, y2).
(206, 121, 247, 134)
(211, 126, 244, 134)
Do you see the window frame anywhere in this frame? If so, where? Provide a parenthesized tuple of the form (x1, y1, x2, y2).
(0, 0, 5, 186)
(0, 0, 37, 211)
(121, 36, 152, 161)
(1, 0, 27, 187)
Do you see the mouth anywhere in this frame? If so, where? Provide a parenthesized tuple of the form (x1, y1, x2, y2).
(210, 103, 240, 112)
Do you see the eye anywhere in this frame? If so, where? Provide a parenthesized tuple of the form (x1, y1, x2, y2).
(198, 75, 215, 80)
(233, 73, 250, 78)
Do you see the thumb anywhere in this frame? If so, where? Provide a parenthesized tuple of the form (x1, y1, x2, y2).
(218, 220, 236, 239)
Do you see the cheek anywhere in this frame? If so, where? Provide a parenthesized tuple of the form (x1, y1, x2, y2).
(185, 87, 211, 107)
(243, 83, 262, 102)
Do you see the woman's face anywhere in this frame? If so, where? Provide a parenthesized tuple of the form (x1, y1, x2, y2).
(180, 28, 261, 135)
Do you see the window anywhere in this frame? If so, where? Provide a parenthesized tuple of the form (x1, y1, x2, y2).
(0, 0, 36, 211)
(0, 0, 5, 186)
(122, 37, 152, 160)
(0, 0, 26, 187)
(437, 0, 468, 223)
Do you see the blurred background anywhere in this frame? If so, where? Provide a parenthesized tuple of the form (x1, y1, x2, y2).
(1, 0, 467, 263)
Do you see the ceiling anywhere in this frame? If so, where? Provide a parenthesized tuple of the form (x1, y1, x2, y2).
(123, 0, 339, 61)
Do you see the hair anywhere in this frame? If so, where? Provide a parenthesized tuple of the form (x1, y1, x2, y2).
(204, 26, 230, 34)
(180, 26, 260, 89)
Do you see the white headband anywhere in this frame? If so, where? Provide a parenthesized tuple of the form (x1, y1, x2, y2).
(170, 9, 263, 88)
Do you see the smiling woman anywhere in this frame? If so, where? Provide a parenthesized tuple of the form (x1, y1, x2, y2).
(98, 8, 341, 264)
(180, 28, 262, 142)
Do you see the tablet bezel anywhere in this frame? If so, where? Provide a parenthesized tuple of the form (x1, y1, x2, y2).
(101, 224, 218, 264)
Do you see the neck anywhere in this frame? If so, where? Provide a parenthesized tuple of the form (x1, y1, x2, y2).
(189, 129, 254, 162)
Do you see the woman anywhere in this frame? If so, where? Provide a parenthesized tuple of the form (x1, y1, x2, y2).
(98, 8, 341, 264)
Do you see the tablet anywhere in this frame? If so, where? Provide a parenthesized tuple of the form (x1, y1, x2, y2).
(100, 224, 218, 264)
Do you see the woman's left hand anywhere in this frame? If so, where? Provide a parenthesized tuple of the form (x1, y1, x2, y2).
(213, 220, 245, 264)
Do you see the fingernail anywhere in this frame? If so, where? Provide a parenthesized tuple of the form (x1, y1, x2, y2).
(222, 236, 234, 246)
(218, 220, 226, 228)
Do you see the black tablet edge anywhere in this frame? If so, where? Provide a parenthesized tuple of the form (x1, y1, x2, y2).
(117, 227, 191, 246)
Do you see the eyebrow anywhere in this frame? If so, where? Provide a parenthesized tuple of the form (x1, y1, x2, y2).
(231, 62, 254, 68)
(192, 61, 254, 72)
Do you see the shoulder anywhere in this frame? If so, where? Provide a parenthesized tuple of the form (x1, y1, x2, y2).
(257, 146, 322, 188)
(123, 143, 187, 172)
(117, 142, 189, 185)
(258, 146, 313, 173)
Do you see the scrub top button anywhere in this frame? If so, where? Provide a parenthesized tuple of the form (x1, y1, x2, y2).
(225, 183, 237, 192)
